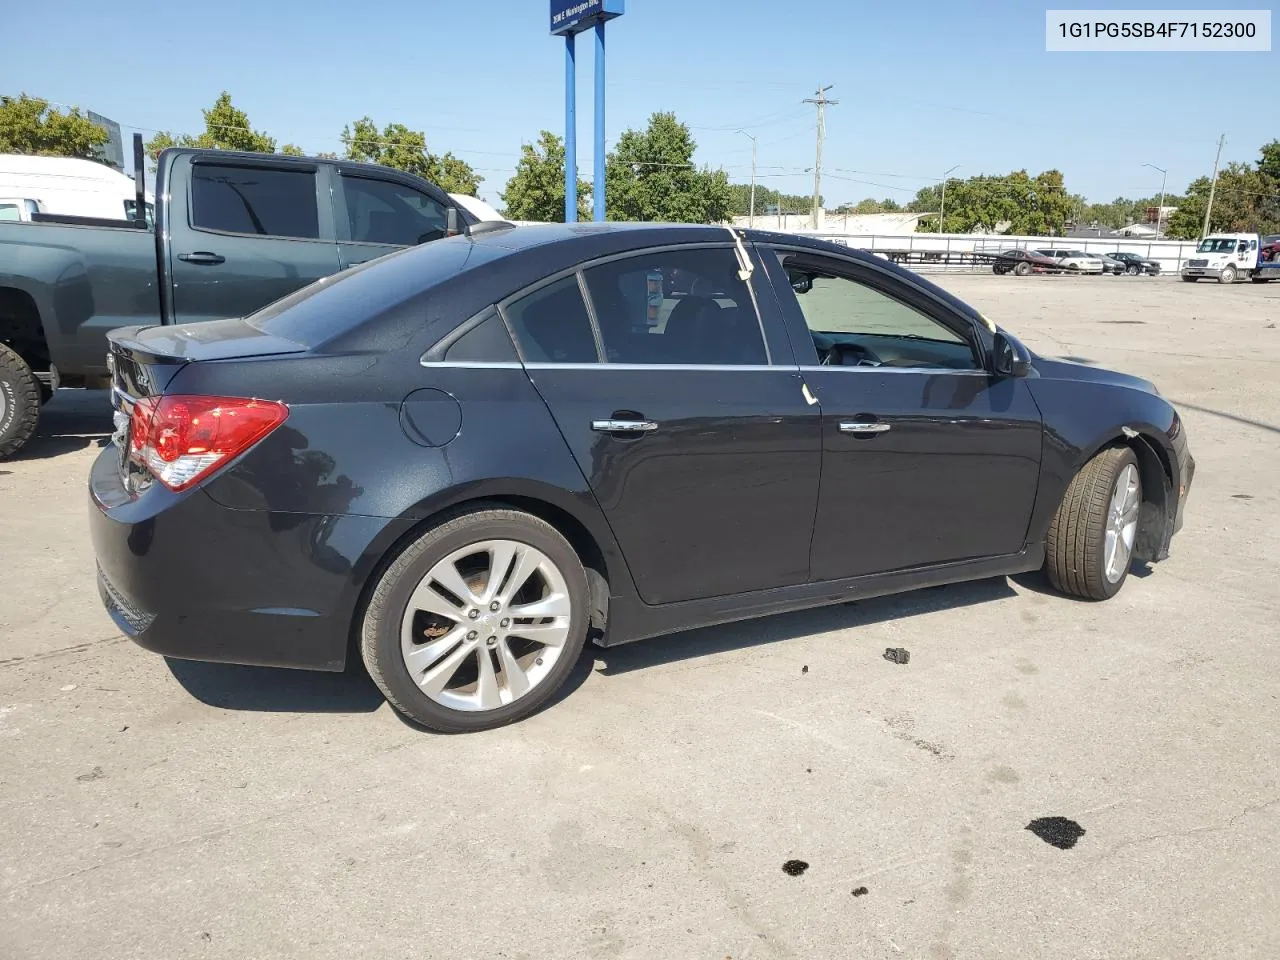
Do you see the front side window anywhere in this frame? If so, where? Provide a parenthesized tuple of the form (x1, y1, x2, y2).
(503, 276, 599, 364)
(0, 203, 19, 222)
(778, 253, 978, 371)
(190, 163, 319, 238)
(342, 176, 449, 246)
(581, 247, 767, 365)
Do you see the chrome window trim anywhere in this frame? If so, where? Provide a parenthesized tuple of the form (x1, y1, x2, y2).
(418, 360, 786, 372)
(798, 365, 990, 376)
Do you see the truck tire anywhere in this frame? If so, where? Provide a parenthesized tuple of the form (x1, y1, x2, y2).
(1218, 265, 1236, 284)
(0, 342, 41, 459)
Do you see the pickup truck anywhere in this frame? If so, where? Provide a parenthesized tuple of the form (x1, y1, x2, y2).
(0, 142, 486, 458)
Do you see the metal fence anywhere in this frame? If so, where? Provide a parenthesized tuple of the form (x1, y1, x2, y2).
(795, 231, 1199, 275)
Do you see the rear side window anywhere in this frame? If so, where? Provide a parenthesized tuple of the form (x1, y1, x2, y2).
(503, 276, 599, 364)
(341, 176, 450, 246)
(443, 311, 519, 363)
(582, 247, 767, 365)
(191, 163, 319, 239)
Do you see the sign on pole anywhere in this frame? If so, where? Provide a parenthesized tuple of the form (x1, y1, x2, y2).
(550, 0, 624, 36)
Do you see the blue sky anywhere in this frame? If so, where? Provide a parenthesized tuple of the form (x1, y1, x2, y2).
(4, 0, 1275, 207)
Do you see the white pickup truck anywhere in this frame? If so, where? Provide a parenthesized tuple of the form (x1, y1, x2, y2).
(1180, 232, 1279, 283)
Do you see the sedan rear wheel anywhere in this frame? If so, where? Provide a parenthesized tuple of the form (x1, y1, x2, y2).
(361, 508, 590, 732)
(1045, 446, 1142, 601)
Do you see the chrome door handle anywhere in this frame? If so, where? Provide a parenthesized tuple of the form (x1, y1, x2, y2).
(839, 421, 891, 434)
(592, 419, 658, 433)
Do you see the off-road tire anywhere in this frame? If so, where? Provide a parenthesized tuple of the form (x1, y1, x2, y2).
(360, 506, 591, 733)
(1045, 445, 1141, 601)
(0, 342, 40, 459)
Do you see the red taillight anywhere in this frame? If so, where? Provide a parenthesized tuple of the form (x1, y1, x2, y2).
(127, 395, 288, 492)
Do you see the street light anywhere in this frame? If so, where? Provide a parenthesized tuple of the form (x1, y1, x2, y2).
(1142, 162, 1168, 239)
(938, 164, 960, 234)
(738, 130, 758, 228)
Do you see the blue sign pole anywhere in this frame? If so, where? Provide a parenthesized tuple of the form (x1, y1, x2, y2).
(564, 33, 577, 223)
(551, 1, 623, 224)
(593, 22, 606, 222)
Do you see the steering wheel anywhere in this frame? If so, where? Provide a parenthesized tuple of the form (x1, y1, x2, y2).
(821, 342, 882, 367)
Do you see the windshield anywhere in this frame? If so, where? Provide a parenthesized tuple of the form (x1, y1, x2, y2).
(1197, 238, 1239, 253)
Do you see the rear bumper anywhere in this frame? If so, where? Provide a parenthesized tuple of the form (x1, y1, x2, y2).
(89, 444, 405, 672)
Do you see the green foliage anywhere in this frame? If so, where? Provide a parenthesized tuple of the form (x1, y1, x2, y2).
(836, 197, 902, 215)
(909, 170, 1075, 235)
(605, 112, 731, 223)
(726, 183, 815, 218)
(145, 92, 278, 160)
(280, 143, 305, 156)
(1166, 161, 1278, 239)
(0, 94, 110, 160)
(501, 131, 589, 222)
(341, 116, 481, 195)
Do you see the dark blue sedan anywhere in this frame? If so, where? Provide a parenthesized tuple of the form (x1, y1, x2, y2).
(90, 223, 1194, 732)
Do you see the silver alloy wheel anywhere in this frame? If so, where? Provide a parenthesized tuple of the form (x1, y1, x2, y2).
(399, 539, 573, 712)
(1221, 265, 1236, 284)
(1104, 463, 1141, 584)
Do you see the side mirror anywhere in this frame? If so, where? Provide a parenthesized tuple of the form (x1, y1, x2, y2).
(789, 273, 813, 294)
(993, 330, 1032, 378)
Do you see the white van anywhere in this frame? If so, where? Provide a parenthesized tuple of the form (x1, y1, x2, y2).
(0, 154, 153, 223)
(1181, 233, 1260, 283)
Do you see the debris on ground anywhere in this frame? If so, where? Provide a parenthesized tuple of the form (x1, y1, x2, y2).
(852, 886, 869, 897)
(781, 860, 809, 876)
(883, 648, 910, 665)
(801, 665, 809, 674)
(1025, 816, 1086, 849)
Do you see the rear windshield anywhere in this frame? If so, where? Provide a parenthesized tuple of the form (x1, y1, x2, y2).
(246, 239, 499, 347)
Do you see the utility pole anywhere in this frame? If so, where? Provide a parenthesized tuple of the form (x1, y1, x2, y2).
(803, 84, 837, 230)
(1202, 133, 1226, 240)
(738, 130, 758, 228)
(1142, 162, 1167, 239)
(937, 164, 960, 234)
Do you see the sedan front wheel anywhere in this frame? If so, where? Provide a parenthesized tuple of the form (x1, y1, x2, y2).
(361, 507, 591, 732)
(1045, 446, 1142, 601)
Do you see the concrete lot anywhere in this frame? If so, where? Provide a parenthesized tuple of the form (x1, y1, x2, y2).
(2, 274, 1278, 960)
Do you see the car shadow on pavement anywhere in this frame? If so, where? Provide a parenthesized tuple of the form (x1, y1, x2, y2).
(165, 658, 386, 714)
(596, 576, 1017, 675)
(11, 390, 113, 461)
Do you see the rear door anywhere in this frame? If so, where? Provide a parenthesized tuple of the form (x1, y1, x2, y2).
(501, 243, 822, 606)
(761, 247, 1044, 581)
(332, 168, 459, 270)
(167, 155, 341, 324)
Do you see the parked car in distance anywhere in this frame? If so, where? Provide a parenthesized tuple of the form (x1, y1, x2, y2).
(1093, 252, 1126, 275)
(0, 142, 485, 459)
(991, 248, 1062, 276)
(90, 223, 1196, 733)
(1109, 252, 1162, 276)
(1034, 248, 1106, 274)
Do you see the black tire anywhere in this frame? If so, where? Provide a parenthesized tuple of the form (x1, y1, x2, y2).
(1014, 261, 1032, 277)
(1219, 265, 1236, 284)
(0, 342, 40, 460)
(1045, 446, 1141, 601)
(1126, 264, 1140, 276)
(360, 506, 591, 733)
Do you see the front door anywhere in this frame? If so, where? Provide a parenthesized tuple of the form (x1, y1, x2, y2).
(762, 248, 1044, 582)
(501, 245, 821, 605)
(333, 171, 456, 270)
(169, 157, 341, 324)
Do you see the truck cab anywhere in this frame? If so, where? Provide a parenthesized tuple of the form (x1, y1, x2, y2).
(1181, 233, 1260, 283)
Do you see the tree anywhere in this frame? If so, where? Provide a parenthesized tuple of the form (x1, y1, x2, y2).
(605, 112, 731, 223)
(836, 197, 902, 215)
(1166, 162, 1277, 239)
(0, 94, 109, 160)
(144, 91, 281, 161)
(280, 143, 305, 156)
(501, 131, 589, 222)
(909, 170, 1075, 234)
(727, 183, 814, 218)
(341, 116, 481, 195)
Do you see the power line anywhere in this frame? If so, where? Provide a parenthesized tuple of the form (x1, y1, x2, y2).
(802, 84, 838, 224)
